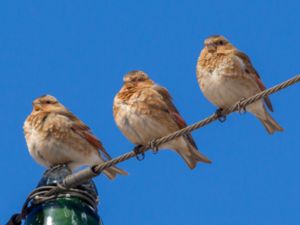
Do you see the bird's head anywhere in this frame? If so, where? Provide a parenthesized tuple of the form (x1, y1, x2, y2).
(204, 35, 232, 53)
(32, 95, 64, 112)
(123, 70, 153, 86)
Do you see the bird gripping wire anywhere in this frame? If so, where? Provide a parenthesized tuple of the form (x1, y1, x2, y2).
(62, 74, 300, 188)
(7, 74, 300, 225)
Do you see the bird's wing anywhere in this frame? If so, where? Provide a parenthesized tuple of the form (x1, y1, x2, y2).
(152, 85, 186, 127)
(234, 51, 273, 111)
(58, 111, 112, 160)
(152, 85, 198, 148)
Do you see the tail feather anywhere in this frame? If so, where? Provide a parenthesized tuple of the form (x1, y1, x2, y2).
(258, 114, 283, 135)
(176, 140, 211, 169)
(247, 101, 283, 135)
(103, 166, 128, 180)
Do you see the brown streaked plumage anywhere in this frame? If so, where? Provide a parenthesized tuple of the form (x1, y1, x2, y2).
(23, 95, 127, 180)
(114, 70, 211, 169)
(196, 35, 283, 134)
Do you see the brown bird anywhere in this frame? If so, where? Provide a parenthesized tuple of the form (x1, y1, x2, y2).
(196, 35, 283, 134)
(23, 95, 127, 179)
(113, 70, 211, 169)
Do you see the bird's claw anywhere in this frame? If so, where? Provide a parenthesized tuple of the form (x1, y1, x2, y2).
(216, 108, 226, 123)
(133, 145, 145, 161)
(237, 98, 247, 114)
(45, 164, 69, 174)
(149, 140, 159, 154)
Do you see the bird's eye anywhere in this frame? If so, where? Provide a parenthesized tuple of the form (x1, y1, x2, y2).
(45, 100, 52, 104)
(219, 41, 224, 45)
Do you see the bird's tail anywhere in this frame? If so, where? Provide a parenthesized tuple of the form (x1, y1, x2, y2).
(247, 101, 283, 135)
(174, 137, 212, 169)
(258, 112, 283, 135)
(103, 166, 128, 180)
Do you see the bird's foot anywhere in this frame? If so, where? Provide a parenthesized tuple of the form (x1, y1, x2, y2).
(44, 164, 71, 176)
(237, 98, 247, 114)
(215, 108, 227, 123)
(133, 145, 145, 161)
(49, 164, 68, 170)
(149, 140, 159, 154)
(40, 164, 72, 186)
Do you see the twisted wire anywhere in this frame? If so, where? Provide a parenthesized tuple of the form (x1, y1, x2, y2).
(68, 74, 300, 185)
(7, 74, 300, 225)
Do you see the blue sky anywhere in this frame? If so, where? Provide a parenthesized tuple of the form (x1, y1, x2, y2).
(1, 1, 300, 224)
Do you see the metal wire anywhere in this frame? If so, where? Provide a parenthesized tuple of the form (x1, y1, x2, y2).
(64, 74, 300, 187)
(6, 74, 300, 225)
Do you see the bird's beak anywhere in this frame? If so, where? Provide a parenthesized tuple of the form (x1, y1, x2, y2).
(206, 44, 217, 53)
(33, 102, 42, 111)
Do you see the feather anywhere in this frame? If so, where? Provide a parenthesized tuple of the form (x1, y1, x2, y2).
(58, 111, 112, 160)
(235, 51, 273, 112)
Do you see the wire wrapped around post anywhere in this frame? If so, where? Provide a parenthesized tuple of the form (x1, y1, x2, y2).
(6, 74, 300, 225)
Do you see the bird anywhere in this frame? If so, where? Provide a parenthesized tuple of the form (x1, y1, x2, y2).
(113, 70, 211, 169)
(23, 95, 128, 180)
(196, 35, 283, 134)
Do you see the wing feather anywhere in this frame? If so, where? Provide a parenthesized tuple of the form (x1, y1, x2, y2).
(152, 85, 198, 148)
(58, 111, 112, 160)
(234, 51, 273, 112)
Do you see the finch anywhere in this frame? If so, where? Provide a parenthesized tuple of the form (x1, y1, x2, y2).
(196, 35, 283, 134)
(113, 70, 211, 169)
(23, 95, 127, 179)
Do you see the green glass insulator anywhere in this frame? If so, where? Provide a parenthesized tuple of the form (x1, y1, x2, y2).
(24, 198, 102, 225)
(24, 166, 103, 225)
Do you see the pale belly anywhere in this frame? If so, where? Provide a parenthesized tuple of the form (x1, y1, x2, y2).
(115, 104, 171, 145)
(199, 71, 259, 109)
(27, 129, 99, 168)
